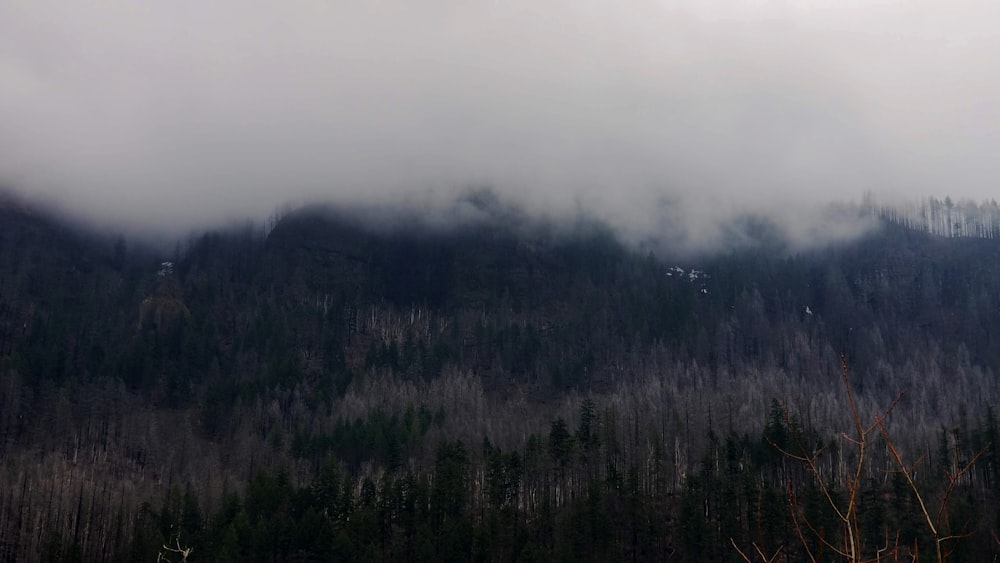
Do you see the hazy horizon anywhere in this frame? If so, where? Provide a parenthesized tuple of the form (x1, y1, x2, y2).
(2, 1, 998, 248)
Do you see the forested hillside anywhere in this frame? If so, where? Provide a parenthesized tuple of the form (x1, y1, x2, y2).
(2, 197, 999, 561)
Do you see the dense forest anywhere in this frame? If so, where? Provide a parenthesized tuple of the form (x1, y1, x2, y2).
(2, 193, 1000, 561)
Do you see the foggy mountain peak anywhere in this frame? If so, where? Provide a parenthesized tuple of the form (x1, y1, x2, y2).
(2, 1, 999, 249)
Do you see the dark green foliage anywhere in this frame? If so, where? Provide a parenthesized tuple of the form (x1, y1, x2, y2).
(432, 440, 469, 526)
(549, 418, 575, 469)
(289, 405, 435, 470)
(141, 405, 995, 562)
(678, 475, 708, 562)
(4, 201, 1000, 560)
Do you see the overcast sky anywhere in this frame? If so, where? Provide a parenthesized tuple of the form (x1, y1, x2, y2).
(2, 1, 998, 245)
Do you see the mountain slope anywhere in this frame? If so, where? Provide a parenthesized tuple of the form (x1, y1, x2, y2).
(2, 201, 1000, 560)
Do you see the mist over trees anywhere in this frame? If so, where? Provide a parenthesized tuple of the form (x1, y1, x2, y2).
(1, 196, 1000, 560)
(867, 194, 1000, 240)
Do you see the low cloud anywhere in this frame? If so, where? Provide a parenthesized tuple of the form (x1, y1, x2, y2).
(1, 1, 998, 248)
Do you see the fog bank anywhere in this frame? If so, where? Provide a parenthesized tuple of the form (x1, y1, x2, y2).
(2, 1, 997, 247)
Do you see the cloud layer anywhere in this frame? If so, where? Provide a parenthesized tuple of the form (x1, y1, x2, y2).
(2, 1, 998, 246)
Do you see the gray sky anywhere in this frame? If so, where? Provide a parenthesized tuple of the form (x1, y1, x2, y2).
(2, 1, 998, 246)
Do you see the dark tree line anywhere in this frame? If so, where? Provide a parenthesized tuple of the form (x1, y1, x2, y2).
(25, 397, 989, 561)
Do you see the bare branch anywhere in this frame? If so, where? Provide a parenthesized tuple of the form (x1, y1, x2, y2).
(752, 542, 783, 563)
(731, 537, 754, 563)
(158, 535, 193, 563)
